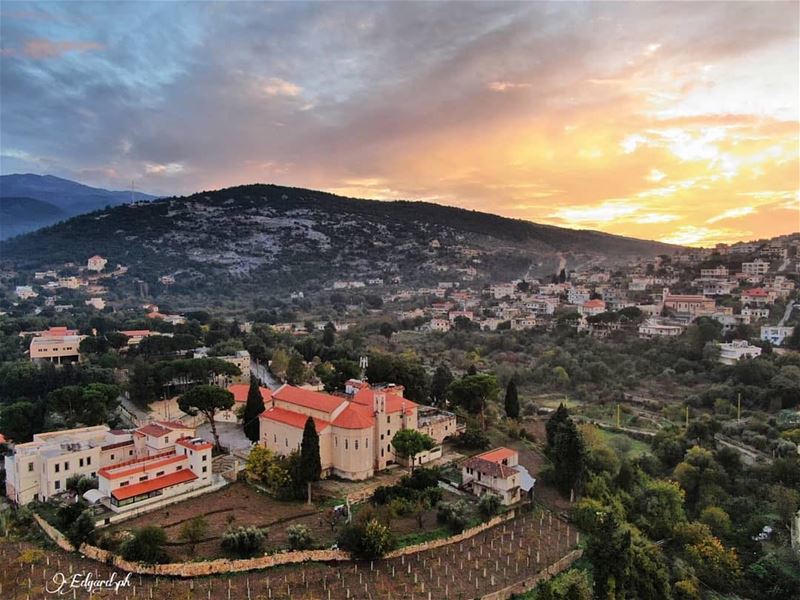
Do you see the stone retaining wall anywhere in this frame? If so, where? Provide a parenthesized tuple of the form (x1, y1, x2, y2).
(479, 548, 584, 600)
(34, 507, 517, 578)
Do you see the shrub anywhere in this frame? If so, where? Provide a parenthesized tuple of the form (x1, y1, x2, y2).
(286, 524, 313, 550)
(120, 526, 169, 564)
(221, 526, 266, 557)
(478, 494, 502, 520)
(338, 519, 394, 559)
(66, 510, 96, 549)
(437, 500, 471, 533)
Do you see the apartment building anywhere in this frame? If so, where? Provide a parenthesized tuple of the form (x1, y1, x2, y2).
(742, 259, 770, 276)
(5, 426, 135, 505)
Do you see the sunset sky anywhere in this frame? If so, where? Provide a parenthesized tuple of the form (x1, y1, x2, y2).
(1, 1, 798, 246)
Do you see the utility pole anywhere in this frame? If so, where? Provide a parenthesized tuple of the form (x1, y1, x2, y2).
(737, 392, 741, 422)
(616, 403, 621, 428)
(685, 406, 689, 428)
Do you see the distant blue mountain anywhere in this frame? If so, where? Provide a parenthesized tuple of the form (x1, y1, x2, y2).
(0, 173, 158, 240)
(0, 173, 156, 213)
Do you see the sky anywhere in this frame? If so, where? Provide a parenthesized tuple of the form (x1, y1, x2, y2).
(1, 1, 798, 247)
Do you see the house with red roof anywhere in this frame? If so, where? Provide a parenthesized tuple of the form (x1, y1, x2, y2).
(579, 299, 607, 317)
(741, 287, 775, 306)
(462, 447, 525, 505)
(260, 382, 454, 480)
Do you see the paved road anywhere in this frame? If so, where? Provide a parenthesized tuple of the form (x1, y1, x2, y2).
(778, 301, 795, 327)
(198, 421, 252, 452)
(251, 360, 281, 390)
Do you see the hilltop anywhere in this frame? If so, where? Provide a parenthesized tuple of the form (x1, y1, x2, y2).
(0, 183, 678, 304)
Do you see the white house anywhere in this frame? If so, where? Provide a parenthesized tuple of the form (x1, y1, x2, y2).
(719, 340, 763, 365)
(462, 447, 527, 505)
(761, 326, 794, 347)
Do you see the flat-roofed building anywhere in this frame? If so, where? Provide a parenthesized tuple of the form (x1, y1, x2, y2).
(719, 340, 763, 365)
(29, 327, 86, 364)
(98, 437, 212, 512)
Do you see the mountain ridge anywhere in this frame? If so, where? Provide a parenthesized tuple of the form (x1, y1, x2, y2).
(0, 183, 680, 305)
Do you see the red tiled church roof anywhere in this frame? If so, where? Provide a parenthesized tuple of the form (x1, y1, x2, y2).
(332, 404, 374, 429)
(273, 385, 344, 414)
(260, 407, 330, 432)
(228, 384, 272, 404)
(352, 388, 417, 415)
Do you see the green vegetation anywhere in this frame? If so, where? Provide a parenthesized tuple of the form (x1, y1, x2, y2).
(221, 526, 266, 558)
(120, 526, 169, 564)
(242, 377, 265, 442)
(177, 385, 234, 450)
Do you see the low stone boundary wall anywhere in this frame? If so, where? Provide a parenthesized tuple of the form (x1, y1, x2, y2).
(480, 548, 584, 600)
(385, 510, 515, 559)
(34, 507, 517, 578)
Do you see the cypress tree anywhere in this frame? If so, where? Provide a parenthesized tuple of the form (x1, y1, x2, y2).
(242, 378, 265, 442)
(299, 416, 322, 484)
(545, 402, 569, 449)
(504, 379, 520, 419)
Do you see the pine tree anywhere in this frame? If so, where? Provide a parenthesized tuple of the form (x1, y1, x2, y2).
(430, 364, 454, 406)
(242, 378, 265, 442)
(504, 379, 520, 419)
(299, 417, 321, 502)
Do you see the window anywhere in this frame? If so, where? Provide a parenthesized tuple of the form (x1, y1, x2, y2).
(28, 462, 34, 472)
(79, 458, 84, 468)
(366, 438, 369, 449)
(119, 481, 129, 487)
(345, 439, 349, 450)
(387, 415, 391, 424)
(176, 465, 183, 470)
(129, 450, 133, 456)
(202, 455, 207, 462)
(387, 444, 391, 452)
(381, 449, 384, 457)
(86, 456, 91, 465)
(335, 437, 338, 447)
(387, 430, 391, 437)
(380, 434, 384, 440)
(64, 462, 69, 471)
(110, 454, 115, 461)
(285, 438, 288, 447)
(139, 475, 148, 482)
(55, 463, 60, 473)
(54, 480, 60, 490)
(164, 437, 169, 444)
(156, 471, 165, 477)
(273, 434, 277, 443)
(202, 466, 207, 473)
(355, 440, 359, 450)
